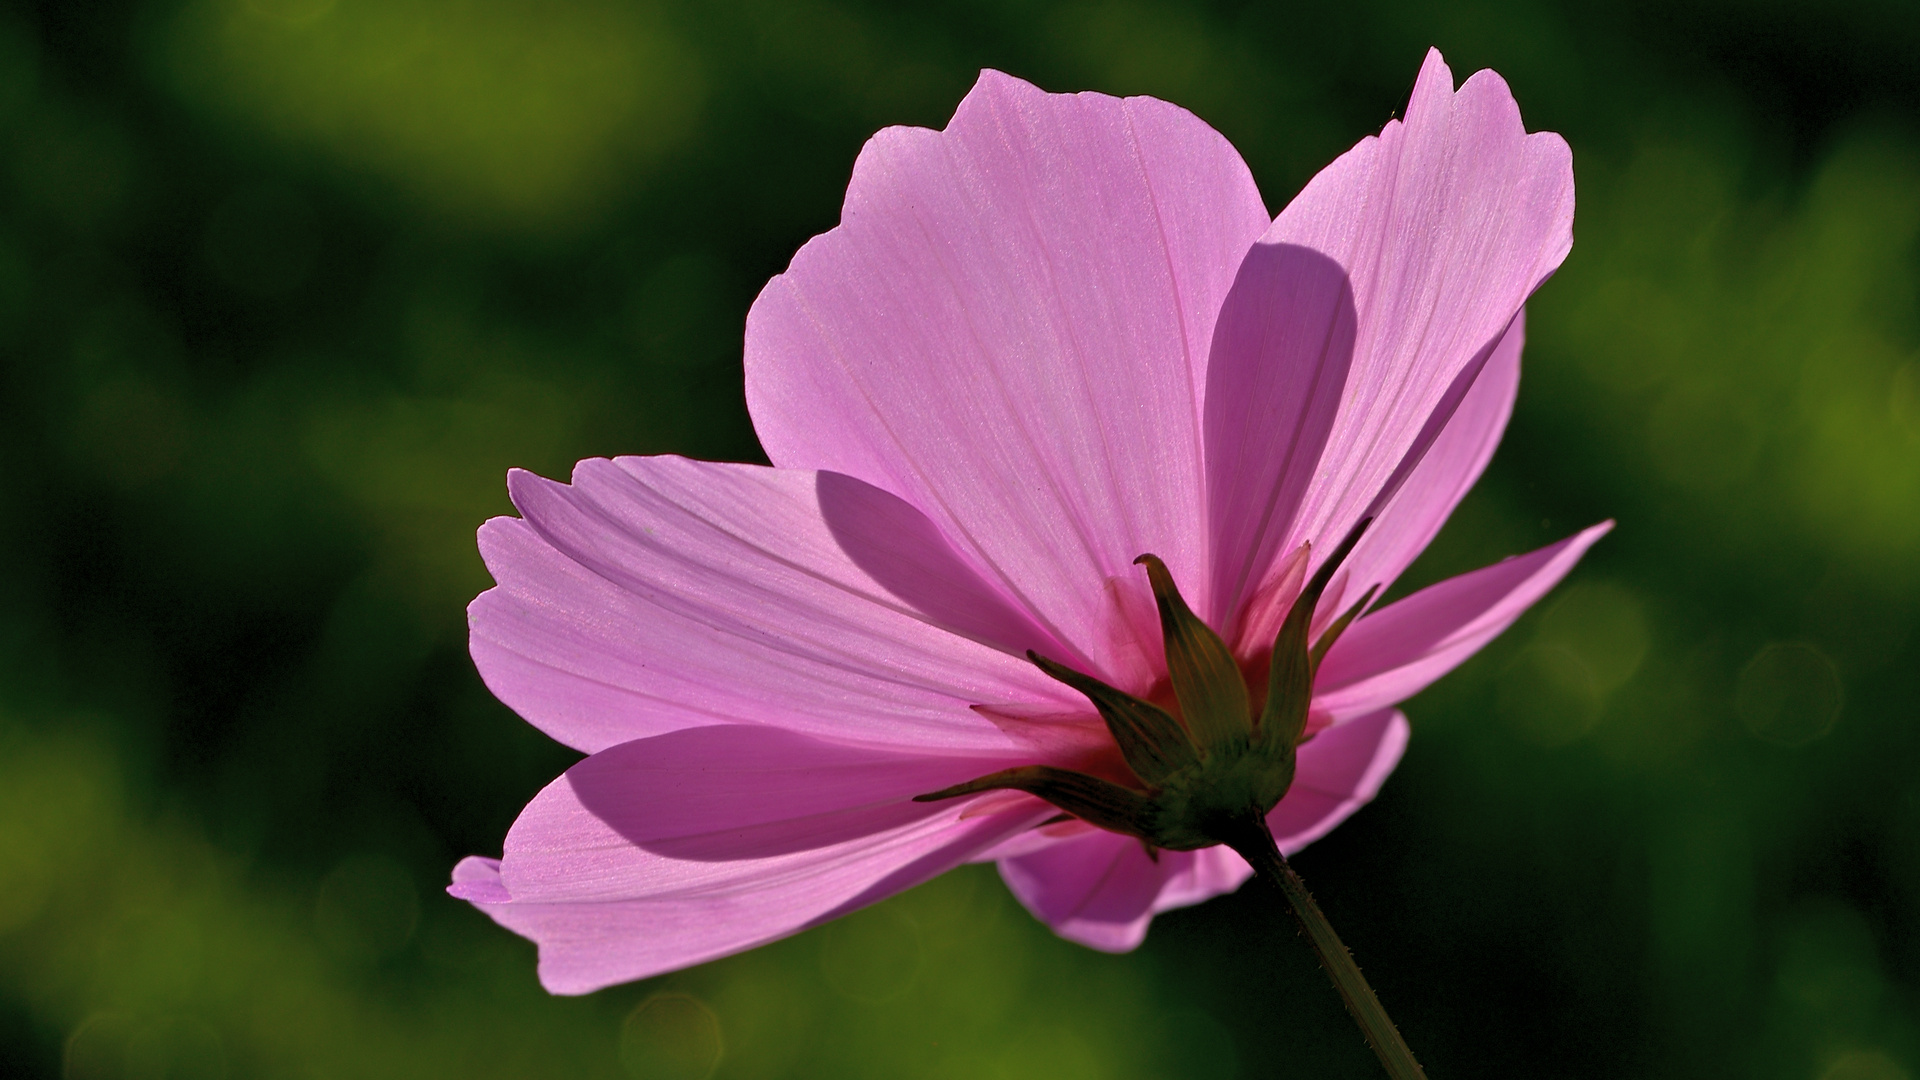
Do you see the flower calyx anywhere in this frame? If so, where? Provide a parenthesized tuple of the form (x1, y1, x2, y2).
(916, 518, 1376, 851)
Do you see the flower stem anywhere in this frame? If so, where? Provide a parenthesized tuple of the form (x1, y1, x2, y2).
(1222, 819, 1428, 1080)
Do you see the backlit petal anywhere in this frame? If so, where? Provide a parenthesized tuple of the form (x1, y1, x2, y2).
(1340, 309, 1524, 601)
(993, 709, 1408, 948)
(1207, 49, 1574, 619)
(1315, 522, 1613, 722)
(471, 456, 1078, 754)
(1268, 708, 1410, 851)
(997, 831, 1232, 952)
(452, 725, 1051, 993)
(745, 70, 1271, 682)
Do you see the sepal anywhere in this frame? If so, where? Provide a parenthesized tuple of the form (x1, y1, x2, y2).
(913, 765, 1157, 839)
(920, 522, 1378, 855)
(1311, 583, 1379, 672)
(1027, 651, 1197, 787)
(1135, 554, 1252, 750)
(1260, 516, 1373, 742)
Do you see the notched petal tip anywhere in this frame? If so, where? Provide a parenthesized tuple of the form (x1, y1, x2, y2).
(448, 855, 510, 904)
(1416, 46, 1453, 90)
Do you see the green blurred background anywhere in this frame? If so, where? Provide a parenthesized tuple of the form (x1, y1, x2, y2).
(2, 0, 1917, 1076)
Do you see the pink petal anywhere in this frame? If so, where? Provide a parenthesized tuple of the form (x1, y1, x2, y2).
(1339, 309, 1524, 601)
(1268, 707, 1411, 852)
(1315, 521, 1614, 722)
(451, 725, 1052, 993)
(993, 708, 1408, 949)
(997, 833, 1245, 952)
(1199, 237, 1357, 626)
(1207, 49, 1574, 618)
(471, 456, 1081, 755)
(451, 855, 509, 902)
(744, 70, 1272, 683)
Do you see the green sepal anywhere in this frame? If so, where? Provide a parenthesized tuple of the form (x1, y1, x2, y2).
(1135, 554, 1251, 752)
(914, 523, 1383, 857)
(913, 765, 1158, 840)
(1027, 650, 1197, 788)
(1151, 745, 1297, 849)
(913, 753, 1298, 853)
(1311, 583, 1380, 674)
(1258, 516, 1374, 747)
(1260, 596, 1314, 747)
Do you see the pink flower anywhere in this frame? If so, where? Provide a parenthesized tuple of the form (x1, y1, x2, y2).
(450, 48, 1608, 995)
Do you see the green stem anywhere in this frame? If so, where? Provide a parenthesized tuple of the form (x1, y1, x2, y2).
(1223, 819, 1428, 1080)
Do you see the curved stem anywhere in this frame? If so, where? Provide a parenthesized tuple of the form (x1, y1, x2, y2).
(1222, 819, 1428, 1080)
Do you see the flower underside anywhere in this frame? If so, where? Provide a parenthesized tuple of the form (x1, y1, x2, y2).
(916, 517, 1379, 852)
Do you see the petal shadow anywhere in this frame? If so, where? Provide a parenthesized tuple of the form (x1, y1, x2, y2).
(566, 724, 1029, 862)
(1204, 242, 1357, 627)
(816, 469, 1082, 665)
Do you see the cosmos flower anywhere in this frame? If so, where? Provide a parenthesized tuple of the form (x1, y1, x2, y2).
(450, 48, 1607, 995)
